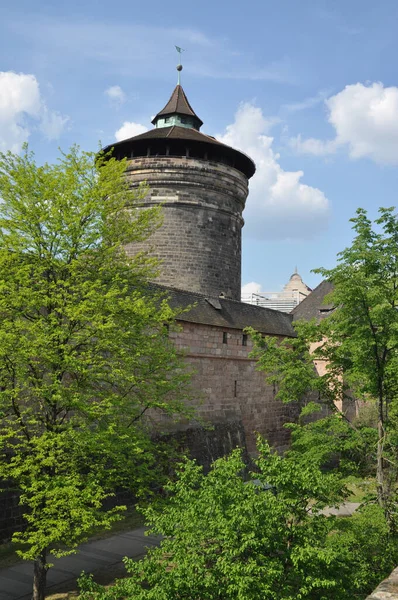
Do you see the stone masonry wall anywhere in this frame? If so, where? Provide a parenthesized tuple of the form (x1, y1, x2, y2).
(0, 482, 25, 542)
(165, 321, 302, 454)
(160, 421, 248, 474)
(366, 566, 398, 599)
(124, 157, 248, 301)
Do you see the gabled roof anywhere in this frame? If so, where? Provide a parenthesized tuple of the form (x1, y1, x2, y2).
(150, 284, 296, 337)
(152, 84, 203, 127)
(291, 280, 334, 322)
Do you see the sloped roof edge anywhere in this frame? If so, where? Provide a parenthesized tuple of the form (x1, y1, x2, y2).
(149, 283, 296, 337)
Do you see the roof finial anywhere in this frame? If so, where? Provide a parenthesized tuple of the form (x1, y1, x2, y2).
(175, 45, 185, 85)
(295, 265, 298, 274)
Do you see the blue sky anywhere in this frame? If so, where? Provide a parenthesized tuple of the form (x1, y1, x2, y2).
(2, 0, 398, 293)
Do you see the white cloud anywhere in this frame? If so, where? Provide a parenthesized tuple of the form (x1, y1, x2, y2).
(289, 135, 338, 156)
(0, 71, 68, 152)
(290, 82, 398, 165)
(114, 122, 148, 142)
(105, 85, 126, 105)
(40, 107, 69, 140)
(282, 89, 331, 113)
(217, 103, 330, 241)
(242, 281, 262, 296)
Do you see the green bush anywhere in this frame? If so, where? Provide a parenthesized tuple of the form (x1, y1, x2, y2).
(78, 439, 398, 600)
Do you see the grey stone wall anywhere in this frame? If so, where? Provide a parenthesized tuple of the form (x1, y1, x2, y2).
(0, 482, 25, 543)
(366, 567, 398, 599)
(161, 421, 248, 474)
(124, 157, 248, 301)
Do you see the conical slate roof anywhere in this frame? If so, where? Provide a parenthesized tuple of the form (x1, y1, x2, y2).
(151, 84, 203, 127)
(102, 82, 256, 180)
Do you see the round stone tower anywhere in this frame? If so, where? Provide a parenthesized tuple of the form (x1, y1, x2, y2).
(103, 79, 255, 300)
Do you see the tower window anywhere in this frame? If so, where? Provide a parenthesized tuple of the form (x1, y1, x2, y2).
(242, 334, 248, 346)
(165, 117, 170, 123)
(223, 332, 228, 344)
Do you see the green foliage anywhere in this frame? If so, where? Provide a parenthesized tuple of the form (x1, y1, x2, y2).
(0, 146, 192, 564)
(316, 207, 398, 407)
(316, 208, 398, 524)
(246, 320, 327, 405)
(248, 208, 398, 525)
(78, 440, 398, 600)
(327, 504, 398, 594)
(286, 414, 377, 478)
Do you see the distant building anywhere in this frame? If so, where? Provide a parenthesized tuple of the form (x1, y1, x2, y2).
(241, 269, 312, 313)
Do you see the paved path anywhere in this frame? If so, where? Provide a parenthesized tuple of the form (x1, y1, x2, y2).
(0, 527, 161, 600)
(321, 502, 360, 517)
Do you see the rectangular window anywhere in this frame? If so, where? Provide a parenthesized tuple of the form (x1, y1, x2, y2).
(242, 334, 248, 346)
(223, 332, 228, 344)
(165, 117, 170, 123)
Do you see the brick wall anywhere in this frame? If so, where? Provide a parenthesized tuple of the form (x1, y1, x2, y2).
(164, 321, 302, 454)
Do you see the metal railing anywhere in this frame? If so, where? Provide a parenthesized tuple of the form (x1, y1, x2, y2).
(241, 290, 309, 313)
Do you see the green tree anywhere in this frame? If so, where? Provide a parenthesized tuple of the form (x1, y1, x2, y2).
(317, 207, 398, 524)
(0, 146, 191, 600)
(78, 440, 398, 600)
(247, 322, 377, 478)
(249, 207, 398, 529)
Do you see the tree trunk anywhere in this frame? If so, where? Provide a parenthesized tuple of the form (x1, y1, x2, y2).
(376, 417, 385, 510)
(32, 550, 48, 600)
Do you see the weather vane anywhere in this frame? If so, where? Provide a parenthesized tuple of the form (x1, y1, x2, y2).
(175, 45, 185, 85)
